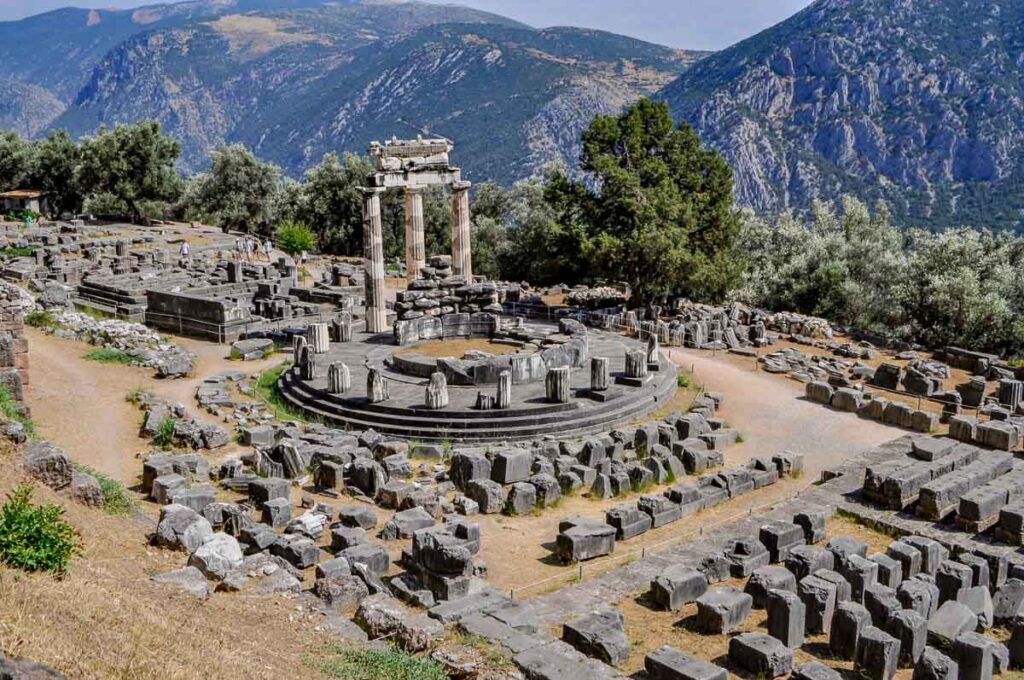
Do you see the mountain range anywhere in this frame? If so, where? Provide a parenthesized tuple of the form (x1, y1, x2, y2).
(1, 0, 1023, 229)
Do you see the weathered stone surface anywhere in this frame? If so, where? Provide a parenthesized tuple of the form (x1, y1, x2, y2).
(855, 625, 900, 680)
(645, 645, 727, 680)
(886, 609, 927, 666)
(766, 588, 805, 649)
(830, 601, 871, 660)
(913, 647, 959, 680)
(898, 578, 940, 619)
(155, 503, 214, 553)
(864, 583, 901, 628)
(188, 532, 243, 580)
(928, 600, 978, 647)
(786, 545, 835, 582)
(696, 586, 752, 634)
(355, 593, 444, 653)
(794, 510, 827, 544)
(759, 521, 805, 562)
(562, 608, 630, 665)
(952, 631, 1009, 680)
(729, 631, 793, 678)
(792, 662, 843, 680)
(799, 574, 838, 634)
(24, 441, 72, 490)
(313, 575, 369, 611)
(746, 566, 797, 608)
(556, 520, 616, 563)
(651, 565, 708, 611)
(152, 566, 213, 599)
(870, 553, 904, 589)
(956, 585, 993, 629)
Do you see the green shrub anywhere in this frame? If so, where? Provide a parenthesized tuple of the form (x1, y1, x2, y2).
(275, 220, 316, 256)
(676, 373, 691, 389)
(72, 464, 134, 517)
(0, 246, 34, 258)
(308, 645, 447, 680)
(0, 484, 78, 573)
(153, 415, 177, 449)
(0, 384, 34, 438)
(25, 310, 55, 329)
(83, 348, 134, 365)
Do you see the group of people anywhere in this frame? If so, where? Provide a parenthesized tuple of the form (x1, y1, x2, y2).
(234, 235, 274, 262)
(178, 234, 276, 261)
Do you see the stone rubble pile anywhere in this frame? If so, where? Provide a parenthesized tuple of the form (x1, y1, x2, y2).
(38, 306, 195, 377)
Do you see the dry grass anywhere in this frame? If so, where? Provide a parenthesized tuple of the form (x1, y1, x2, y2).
(207, 15, 327, 60)
(395, 338, 521, 359)
(0, 442, 334, 679)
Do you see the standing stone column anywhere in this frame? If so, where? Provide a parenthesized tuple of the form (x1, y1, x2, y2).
(404, 187, 426, 281)
(308, 323, 330, 353)
(298, 344, 315, 380)
(591, 357, 610, 391)
(367, 367, 389, 403)
(496, 370, 512, 409)
(546, 366, 571, 403)
(293, 335, 307, 366)
(450, 180, 473, 283)
(625, 350, 648, 380)
(362, 187, 387, 333)
(425, 372, 449, 409)
(647, 332, 660, 367)
(327, 362, 351, 394)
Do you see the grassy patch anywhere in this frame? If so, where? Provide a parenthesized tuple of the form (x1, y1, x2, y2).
(84, 348, 134, 365)
(72, 463, 134, 517)
(256, 362, 314, 422)
(676, 372, 692, 389)
(0, 246, 35, 258)
(0, 384, 34, 438)
(25, 310, 57, 329)
(125, 387, 152, 406)
(306, 644, 447, 680)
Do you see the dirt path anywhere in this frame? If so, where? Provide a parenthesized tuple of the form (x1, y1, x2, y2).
(670, 347, 897, 478)
(25, 329, 280, 485)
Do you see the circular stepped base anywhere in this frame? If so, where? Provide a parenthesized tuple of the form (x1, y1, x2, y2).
(277, 327, 679, 443)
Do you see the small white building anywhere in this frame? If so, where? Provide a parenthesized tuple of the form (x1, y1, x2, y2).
(0, 190, 49, 216)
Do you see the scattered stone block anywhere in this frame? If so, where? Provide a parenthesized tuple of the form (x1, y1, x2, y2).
(645, 646, 727, 680)
(952, 632, 1009, 680)
(786, 545, 835, 582)
(793, 510, 826, 544)
(504, 482, 536, 515)
(830, 601, 871, 660)
(799, 574, 838, 634)
(556, 519, 616, 563)
(729, 631, 793, 678)
(312, 575, 369, 610)
(606, 504, 652, 540)
(928, 600, 979, 647)
(870, 553, 903, 589)
(340, 543, 390, 575)
(888, 541, 922, 579)
(338, 504, 377, 529)
(188, 532, 243, 580)
(855, 625, 900, 680)
(864, 583, 902, 628)
(816, 568, 853, 602)
(724, 537, 770, 577)
(886, 609, 927, 666)
(828, 535, 869, 572)
(651, 565, 708, 611)
(766, 588, 805, 649)
(899, 578, 940, 619)
(843, 554, 879, 603)
(994, 578, 1024, 624)
(936, 561, 973, 604)
(491, 449, 531, 484)
(956, 585, 994, 629)
(913, 647, 959, 680)
(759, 521, 805, 562)
(792, 662, 843, 680)
(745, 566, 797, 608)
(901, 536, 948, 576)
(561, 609, 630, 665)
(696, 586, 753, 634)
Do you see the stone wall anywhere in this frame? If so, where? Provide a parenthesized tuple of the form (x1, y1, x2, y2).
(0, 281, 33, 400)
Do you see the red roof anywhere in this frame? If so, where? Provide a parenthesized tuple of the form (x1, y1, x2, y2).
(0, 190, 46, 199)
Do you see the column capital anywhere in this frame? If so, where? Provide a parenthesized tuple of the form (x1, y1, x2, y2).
(452, 180, 472, 192)
(361, 186, 386, 196)
(404, 186, 425, 195)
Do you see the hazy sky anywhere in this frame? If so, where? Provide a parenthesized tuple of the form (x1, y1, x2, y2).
(0, 0, 814, 50)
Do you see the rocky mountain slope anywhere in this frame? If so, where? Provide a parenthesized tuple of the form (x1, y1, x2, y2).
(1, 0, 701, 182)
(658, 0, 1024, 229)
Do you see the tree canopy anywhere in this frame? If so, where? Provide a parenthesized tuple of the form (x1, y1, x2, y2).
(547, 99, 744, 304)
(190, 144, 281, 233)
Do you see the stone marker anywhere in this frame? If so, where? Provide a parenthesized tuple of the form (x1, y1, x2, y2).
(864, 582, 902, 628)
(913, 647, 959, 680)
(786, 545, 835, 582)
(799, 574, 838, 634)
(425, 372, 449, 409)
(952, 631, 1009, 680)
(870, 553, 904, 589)
(746, 566, 797, 608)
(928, 600, 979, 647)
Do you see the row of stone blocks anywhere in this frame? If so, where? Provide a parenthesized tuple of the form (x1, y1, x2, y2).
(950, 414, 1024, 451)
(554, 452, 804, 564)
(806, 381, 937, 432)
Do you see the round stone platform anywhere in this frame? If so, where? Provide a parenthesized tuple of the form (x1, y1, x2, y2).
(278, 324, 678, 442)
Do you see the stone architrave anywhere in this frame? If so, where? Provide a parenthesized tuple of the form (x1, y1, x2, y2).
(308, 323, 330, 354)
(625, 350, 648, 380)
(546, 366, 571, 403)
(327, 362, 351, 394)
(293, 335, 307, 365)
(404, 188, 426, 280)
(425, 372, 449, 409)
(591, 357, 610, 391)
(362, 187, 387, 333)
(367, 367, 389, 403)
(495, 370, 512, 409)
(450, 181, 472, 282)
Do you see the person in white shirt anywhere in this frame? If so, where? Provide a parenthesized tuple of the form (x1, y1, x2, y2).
(179, 241, 190, 259)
